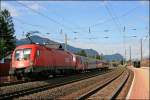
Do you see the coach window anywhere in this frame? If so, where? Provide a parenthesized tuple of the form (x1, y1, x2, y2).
(36, 50, 40, 57)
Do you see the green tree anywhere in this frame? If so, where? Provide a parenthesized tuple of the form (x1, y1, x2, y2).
(0, 9, 15, 59)
(96, 55, 103, 60)
(77, 50, 87, 57)
(96, 55, 100, 60)
(96, 53, 104, 60)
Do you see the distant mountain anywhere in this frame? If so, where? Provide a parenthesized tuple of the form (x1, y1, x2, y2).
(61, 44, 99, 56)
(103, 53, 123, 61)
(16, 35, 99, 57)
(16, 35, 57, 45)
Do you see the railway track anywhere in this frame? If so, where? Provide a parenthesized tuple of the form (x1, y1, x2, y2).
(0, 80, 28, 87)
(0, 77, 51, 87)
(55, 67, 128, 100)
(0, 68, 113, 99)
(78, 68, 130, 99)
(17, 67, 126, 99)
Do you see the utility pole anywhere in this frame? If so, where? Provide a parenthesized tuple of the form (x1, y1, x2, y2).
(140, 38, 143, 66)
(60, 29, 67, 51)
(129, 46, 131, 65)
(64, 34, 67, 51)
(123, 26, 126, 65)
(125, 48, 126, 63)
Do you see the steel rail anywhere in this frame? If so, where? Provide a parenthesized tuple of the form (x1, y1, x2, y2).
(0, 78, 50, 87)
(77, 68, 126, 100)
(109, 69, 130, 99)
(0, 80, 28, 87)
(0, 69, 112, 99)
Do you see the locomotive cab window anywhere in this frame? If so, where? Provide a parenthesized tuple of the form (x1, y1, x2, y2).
(23, 49, 31, 60)
(15, 50, 22, 60)
(15, 48, 31, 60)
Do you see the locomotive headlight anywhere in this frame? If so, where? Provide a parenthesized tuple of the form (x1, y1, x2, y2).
(18, 63, 24, 68)
(73, 55, 76, 62)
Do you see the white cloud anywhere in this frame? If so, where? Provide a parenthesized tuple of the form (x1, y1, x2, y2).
(1, 2, 20, 17)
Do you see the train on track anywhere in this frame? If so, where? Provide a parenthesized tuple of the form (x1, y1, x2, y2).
(9, 43, 109, 79)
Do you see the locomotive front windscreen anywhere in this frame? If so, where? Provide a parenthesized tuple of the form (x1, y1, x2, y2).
(15, 48, 31, 61)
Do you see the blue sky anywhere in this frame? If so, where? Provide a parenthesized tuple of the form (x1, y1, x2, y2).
(1, 1, 149, 59)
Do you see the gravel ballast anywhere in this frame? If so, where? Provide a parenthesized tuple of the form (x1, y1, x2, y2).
(18, 67, 124, 99)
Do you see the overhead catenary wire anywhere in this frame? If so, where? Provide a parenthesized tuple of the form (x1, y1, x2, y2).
(79, 6, 139, 29)
(103, 3, 122, 34)
(16, 1, 92, 44)
(16, 1, 79, 44)
(35, 1, 88, 33)
(34, 1, 140, 35)
(107, 2, 123, 31)
(14, 1, 147, 44)
(13, 18, 64, 40)
(103, 1, 127, 62)
(107, 1, 127, 59)
(16, 1, 75, 32)
(16, 1, 140, 36)
(13, 18, 53, 38)
(13, 18, 50, 30)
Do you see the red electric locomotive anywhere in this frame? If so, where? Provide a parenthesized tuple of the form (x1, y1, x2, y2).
(9, 43, 109, 79)
(9, 44, 77, 79)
